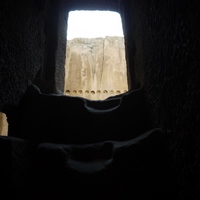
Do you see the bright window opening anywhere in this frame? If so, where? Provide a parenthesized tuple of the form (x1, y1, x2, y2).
(65, 10, 128, 100)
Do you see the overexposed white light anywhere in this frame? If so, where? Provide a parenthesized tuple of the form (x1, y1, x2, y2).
(67, 11, 124, 40)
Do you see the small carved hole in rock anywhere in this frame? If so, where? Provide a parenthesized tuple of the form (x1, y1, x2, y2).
(116, 90, 121, 94)
(110, 90, 114, 94)
(79, 90, 83, 94)
(73, 90, 77, 94)
(97, 90, 101, 94)
(85, 90, 89, 94)
(103, 90, 108, 94)
(66, 90, 70, 94)
(91, 90, 95, 95)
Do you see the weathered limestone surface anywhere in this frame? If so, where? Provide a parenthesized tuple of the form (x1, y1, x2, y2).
(0, 112, 8, 136)
(64, 36, 128, 100)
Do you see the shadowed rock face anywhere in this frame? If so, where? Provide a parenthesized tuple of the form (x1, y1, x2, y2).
(64, 36, 128, 100)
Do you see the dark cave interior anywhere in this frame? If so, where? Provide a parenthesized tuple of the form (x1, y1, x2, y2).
(0, 0, 200, 199)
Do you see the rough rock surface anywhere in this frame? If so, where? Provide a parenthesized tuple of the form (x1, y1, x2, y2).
(0, 112, 8, 136)
(64, 36, 128, 100)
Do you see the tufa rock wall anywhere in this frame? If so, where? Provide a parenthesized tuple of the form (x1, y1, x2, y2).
(0, 112, 8, 136)
(64, 36, 128, 100)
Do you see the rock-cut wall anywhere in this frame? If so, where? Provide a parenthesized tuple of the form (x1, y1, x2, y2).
(64, 36, 128, 100)
(0, 112, 8, 136)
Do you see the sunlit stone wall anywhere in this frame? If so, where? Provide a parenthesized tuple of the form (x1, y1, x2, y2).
(0, 112, 8, 136)
(64, 36, 128, 100)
